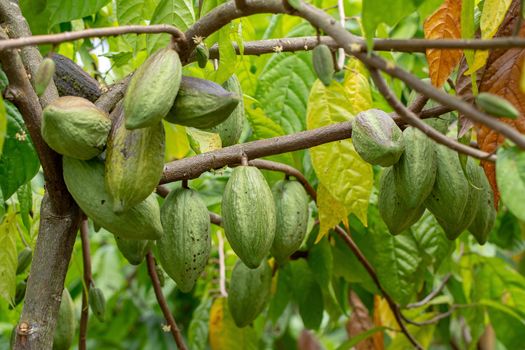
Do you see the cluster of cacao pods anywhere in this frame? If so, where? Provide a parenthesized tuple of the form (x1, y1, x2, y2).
(352, 109, 496, 244)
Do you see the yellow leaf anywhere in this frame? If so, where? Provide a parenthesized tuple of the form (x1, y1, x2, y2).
(186, 128, 222, 154)
(307, 81, 373, 226)
(164, 122, 190, 162)
(316, 183, 349, 242)
(374, 296, 399, 332)
(464, 50, 489, 75)
(344, 58, 373, 113)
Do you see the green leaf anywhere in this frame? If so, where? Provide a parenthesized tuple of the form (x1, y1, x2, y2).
(307, 81, 373, 226)
(255, 52, 316, 134)
(0, 209, 17, 305)
(209, 26, 237, 85)
(17, 183, 32, 232)
(244, 96, 286, 139)
(336, 326, 388, 350)
(117, 0, 158, 24)
(147, 0, 195, 54)
(269, 266, 292, 323)
(47, 0, 111, 27)
(307, 237, 333, 288)
(290, 259, 324, 330)
(388, 312, 437, 349)
(0, 94, 6, 156)
(496, 146, 525, 222)
(20, 0, 49, 35)
(480, 299, 525, 349)
(0, 102, 40, 201)
(188, 297, 212, 350)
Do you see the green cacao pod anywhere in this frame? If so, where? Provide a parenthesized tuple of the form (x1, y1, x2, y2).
(14, 281, 26, 306)
(34, 57, 55, 96)
(468, 167, 496, 245)
(42, 96, 111, 160)
(165, 76, 240, 129)
(195, 44, 209, 68)
(205, 74, 245, 146)
(227, 259, 272, 328)
(476, 92, 519, 119)
(53, 289, 75, 350)
(89, 286, 106, 322)
(115, 236, 150, 265)
(125, 48, 182, 129)
(158, 187, 211, 292)
(222, 166, 276, 268)
(378, 167, 425, 235)
(393, 127, 437, 209)
(16, 246, 32, 275)
(312, 44, 334, 86)
(352, 109, 405, 166)
(271, 179, 309, 263)
(105, 104, 165, 213)
(424, 146, 478, 240)
(63, 157, 163, 240)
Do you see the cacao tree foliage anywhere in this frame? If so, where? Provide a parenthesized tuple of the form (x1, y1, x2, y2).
(2, 0, 525, 349)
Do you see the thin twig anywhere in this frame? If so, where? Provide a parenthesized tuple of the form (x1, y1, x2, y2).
(79, 218, 92, 350)
(217, 231, 228, 297)
(336, 0, 346, 70)
(402, 306, 457, 326)
(406, 273, 452, 309)
(145, 252, 188, 350)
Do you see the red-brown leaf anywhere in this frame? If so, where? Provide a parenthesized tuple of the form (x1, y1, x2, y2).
(346, 291, 384, 350)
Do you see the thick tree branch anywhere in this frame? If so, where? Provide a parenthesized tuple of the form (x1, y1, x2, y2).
(79, 218, 92, 350)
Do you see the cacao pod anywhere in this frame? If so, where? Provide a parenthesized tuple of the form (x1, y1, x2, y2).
(105, 104, 165, 213)
(424, 146, 477, 240)
(115, 236, 150, 265)
(468, 164, 496, 245)
(271, 179, 309, 263)
(14, 281, 26, 306)
(222, 166, 276, 268)
(89, 286, 106, 322)
(227, 259, 272, 327)
(63, 157, 163, 240)
(378, 167, 425, 235)
(195, 44, 209, 68)
(53, 289, 75, 350)
(393, 126, 437, 209)
(34, 57, 55, 97)
(41, 96, 111, 160)
(312, 44, 334, 86)
(16, 246, 32, 275)
(476, 92, 519, 119)
(125, 48, 182, 129)
(352, 109, 405, 166)
(158, 187, 211, 293)
(205, 74, 245, 146)
(165, 76, 240, 129)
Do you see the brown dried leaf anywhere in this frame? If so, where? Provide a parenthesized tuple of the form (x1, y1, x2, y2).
(298, 330, 323, 350)
(346, 291, 384, 350)
(424, 0, 463, 87)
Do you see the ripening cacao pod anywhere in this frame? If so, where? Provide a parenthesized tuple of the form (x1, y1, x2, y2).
(468, 166, 496, 245)
(205, 74, 245, 146)
(115, 236, 150, 265)
(378, 167, 425, 235)
(105, 104, 165, 213)
(157, 187, 211, 293)
(222, 166, 276, 268)
(165, 76, 240, 129)
(195, 44, 209, 68)
(227, 259, 272, 327)
(125, 48, 182, 129)
(34, 57, 55, 96)
(53, 289, 75, 350)
(312, 44, 334, 86)
(476, 92, 519, 119)
(89, 286, 106, 322)
(63, 157, 163, 240)
(424, 146, 477, 240)
(41, 96, 111, 160)
(393, 127, 437, 209)
(352, 109, 405, 166)
(16, 246, 32, 275)
(271, 179, 309, 263)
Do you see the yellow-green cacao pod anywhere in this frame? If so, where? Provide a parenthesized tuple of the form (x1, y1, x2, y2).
(227, 259, 272, 328)
(424, 146, 479, 240)
(105, 104, 165, 213)
(271, 179, 309, 263)
(393, 127, 437, 209)
(53, 289, 75, 350)
(222, 166, 276, 268)
(165, 76, 240, 129)
(352, 109, 405, 166)
(115, 236, 150, 265)
(158, 187, 211, 293)
(63, 157, 163, 240)
(195, 44, 209, 68)
(124, 48, 182, 129)
(89, 287, 106, 322)
(378, 167, 425, 235)
(34, 58, 55, 97)
(42, 96, 111, 160)
(16, 246, 32, 275)
(205, 74, 245, 146)
(468, 166, 496, 245)
(476, 92, 519, 119)
(312, 44, 334, 86)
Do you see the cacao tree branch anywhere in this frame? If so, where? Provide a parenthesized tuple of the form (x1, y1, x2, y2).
(145, 252, 188, 350)
(79, 218, 92, 350)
